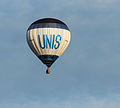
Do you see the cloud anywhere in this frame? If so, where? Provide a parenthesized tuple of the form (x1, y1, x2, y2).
(0, 0, 120, 108)
(1, 94, 120, 108)
(63, 0, 119, 8)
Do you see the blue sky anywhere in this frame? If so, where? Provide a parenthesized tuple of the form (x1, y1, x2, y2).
(0, 0, 120, 108)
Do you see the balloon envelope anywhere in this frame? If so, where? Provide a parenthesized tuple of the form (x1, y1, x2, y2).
(26, 18, 71, 68)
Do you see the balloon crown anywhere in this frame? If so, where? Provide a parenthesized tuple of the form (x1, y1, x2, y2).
(31, 18, 67, 26)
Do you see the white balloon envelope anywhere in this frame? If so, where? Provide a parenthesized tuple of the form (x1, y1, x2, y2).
(26, 18, 71, 74)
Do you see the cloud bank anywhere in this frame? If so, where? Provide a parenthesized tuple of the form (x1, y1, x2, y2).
(1, 94, 120, 108)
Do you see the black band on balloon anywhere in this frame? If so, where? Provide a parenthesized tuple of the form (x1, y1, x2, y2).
(38, 55, 59, 67)
(28, 23, 69, 31)
(28, 18, 70, 31)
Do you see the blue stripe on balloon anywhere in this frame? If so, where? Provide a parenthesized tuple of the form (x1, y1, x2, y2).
(38, 55, 59, 67)
(28, 23, 70, 31)
(38, 55, 59, 61)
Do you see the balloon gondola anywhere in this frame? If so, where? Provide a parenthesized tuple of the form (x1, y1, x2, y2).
(26, 18, 71, 74)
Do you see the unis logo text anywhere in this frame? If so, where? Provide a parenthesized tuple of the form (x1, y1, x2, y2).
(38, 34, 62, 49)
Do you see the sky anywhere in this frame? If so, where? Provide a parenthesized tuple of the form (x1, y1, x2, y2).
(0, 0, 120, 108)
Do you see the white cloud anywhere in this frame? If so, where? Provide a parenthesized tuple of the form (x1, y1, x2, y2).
(58, 0, 119, 9)
(0, 1, 120, 108)
(93, 0, 119, 8)
(97, 0, 117, 4)
(1, 95, 120, 108)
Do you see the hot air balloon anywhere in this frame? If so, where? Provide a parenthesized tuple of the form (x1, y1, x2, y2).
(26, 18, 71, 74)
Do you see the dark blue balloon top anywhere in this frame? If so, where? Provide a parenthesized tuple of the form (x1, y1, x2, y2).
(28, 18, 70, 31)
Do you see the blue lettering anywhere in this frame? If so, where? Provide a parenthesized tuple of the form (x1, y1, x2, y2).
(46, 35, 52, 48)
(54, 35, 62, 49)
(52, 35, 55, 49)
(38, 34, 62, 49)
(38, 35, 45, 49)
